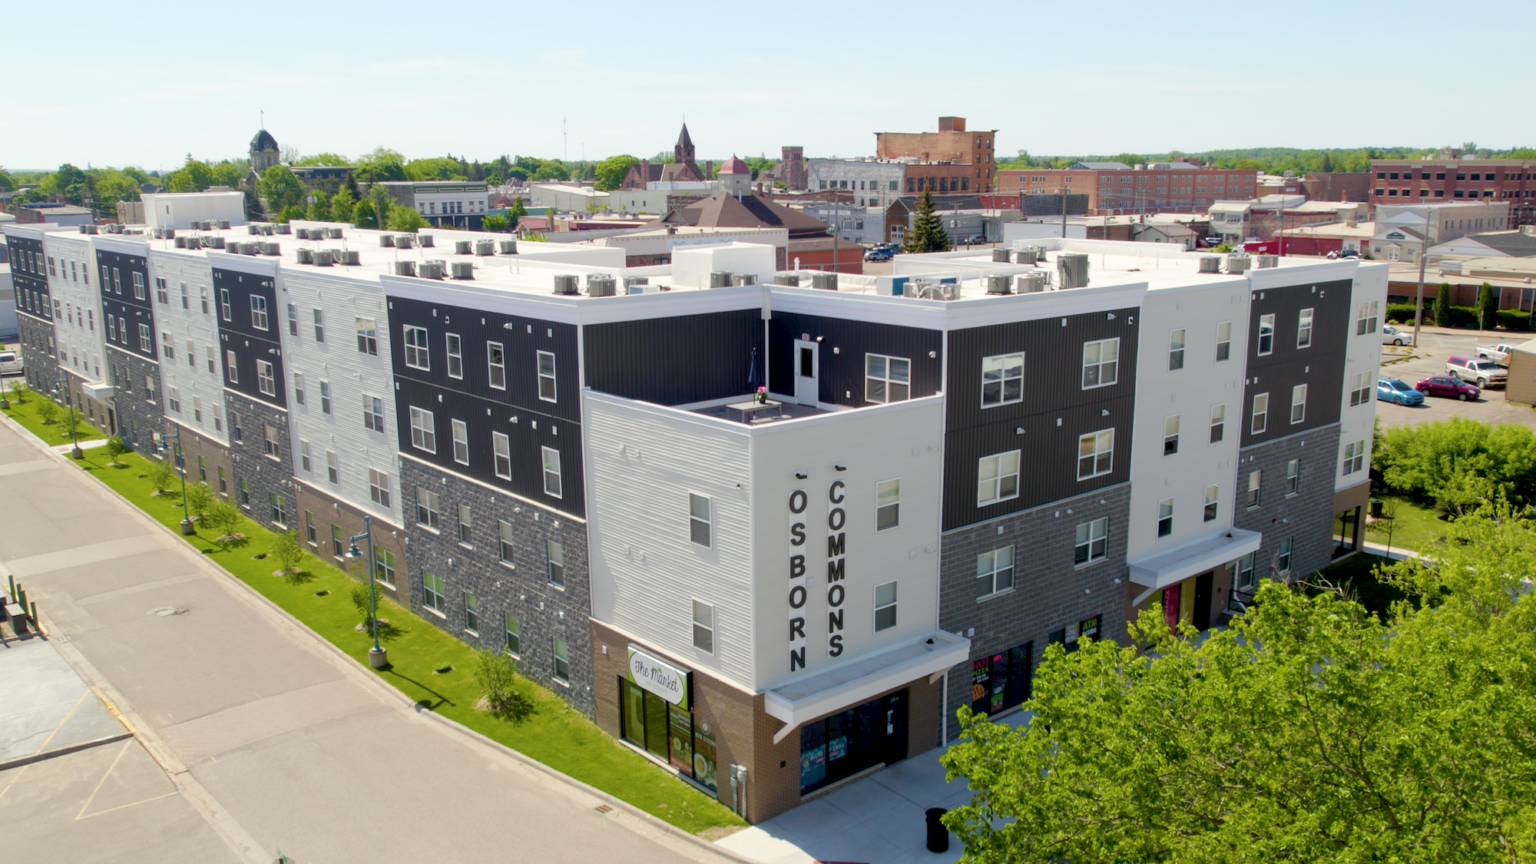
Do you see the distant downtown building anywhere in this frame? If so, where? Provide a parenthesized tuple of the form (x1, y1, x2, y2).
(1368, 157, 1535, 226)
(997, 161, 1260, 215)
(3, 214, 1384, 823)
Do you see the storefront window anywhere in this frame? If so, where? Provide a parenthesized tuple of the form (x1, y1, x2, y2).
(799, 690, 907, 796)
(619, 678, 717, 791)
(970, 642, 1033, 717)
(1050, 614, 1103, 650)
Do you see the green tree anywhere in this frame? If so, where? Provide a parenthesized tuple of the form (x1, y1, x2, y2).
(270, 529, 305, 577)
(474, 649, 534, 722)
(353, 199, 379, 229)
(274, 204, 305, 224)
(184, 482, 215, 520)
(36, 399, 59, 425)
(902, 190, 951, 253)
(593, 154, 638, 191)
(1434, 281, 1454, 326)
(201, 498, 244, 545)
(1101, 152, 1144, 167)
(1372, 416, 1536, 515)
(354, 147, 407, 184)
(0, 167, 14, 192)
(1476, 281, 1498, 329)
(259, 165, 306, 214)
(295, 152, 351, 167)
(146, 458, 177, 494)
(306, 192, 330, 222)
(386, 206, 426, 232)
(164, 159, 216, 193)
(481, 214, 510, 232)
(329, 186, 356, 224)
(508, 196, 527, 228)
(404, 157, 467, 182)
(210, 161, 246, 188)
(942, 506, 1536, 864)
(103, 436, 128, 467)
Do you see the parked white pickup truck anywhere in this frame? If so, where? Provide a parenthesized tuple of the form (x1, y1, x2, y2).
(1475, 343, 1521, 365)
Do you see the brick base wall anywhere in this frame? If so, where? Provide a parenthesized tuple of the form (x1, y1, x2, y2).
(107, 347, 160, 450)
(1234, 425, 1341, 585)
(17, 314, 60, 397)
(224, 391, 296, 532)
(295, 481, 409, 595)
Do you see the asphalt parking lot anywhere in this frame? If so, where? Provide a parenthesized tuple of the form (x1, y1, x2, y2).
(1374, 325, 1534, 430)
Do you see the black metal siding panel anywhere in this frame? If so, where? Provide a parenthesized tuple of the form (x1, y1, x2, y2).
(942, 394, 1135, 531)
(944, 307, 1141, 432)
(385, 295, 581, 425)
(6, 237, 51, 320)
(767, 311, 942, 407)
(1241, 279, 1351, 447)
(212, 267, 286, 408)
(583, 309, 765, 406)
(393, 376, 585, 520)
(97, 251, 158, 361)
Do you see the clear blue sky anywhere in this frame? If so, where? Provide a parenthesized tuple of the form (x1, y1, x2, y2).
(6, 0, 1534, 172)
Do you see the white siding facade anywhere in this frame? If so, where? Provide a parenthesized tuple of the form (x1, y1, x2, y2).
(45, 233, 108, 385)
(148, 249, 228, 445)
(1336, 262, 1388, 493)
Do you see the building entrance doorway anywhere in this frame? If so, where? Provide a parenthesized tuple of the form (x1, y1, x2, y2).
(799, 689, 906, 795)
(793, 339, 818, 405)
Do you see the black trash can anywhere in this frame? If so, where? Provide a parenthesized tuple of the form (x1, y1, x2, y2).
(925, 807, 949, 853)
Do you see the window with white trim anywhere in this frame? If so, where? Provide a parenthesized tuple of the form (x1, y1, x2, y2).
(865, 353, 910, 403)
(1077, 429, 1114, 479)
(876, 479, 900, 530)
(319, 381, 331, 414)
(168, 387, 181, 413)
(1216, 321, 1232, 362)
(553, 636, 570, 682)
(1356, 301, 1379, 335)
(547, 539, 565, 586)
(1074, 518, 1107, 565)
(312, 309, 325, 342)
(498, 521, 515, 566)
(1204, 485, 1219, 522)
(1256, 313, 1275, 355)
(492, 432, 511, 479)
(300, 440, 311, 472)
(1350, 370, 1373, 407)
(689, 493, 711, 547)
(1081, 338, 1119, 388)
(356, 318, 377, 355)
(981, 353, 1023, 408)
(263, 423, 280, 457)
(1277, 537, 1293, 574)
(363, 395, 384, 432)
(369, 469, 390, 508)
(1343, 439, 1366, 476)
(534, 349, 553, 399)
(422, 571, 444, 612)
(257, 360, 275, 397)
(874, 581, 898, 631)
(287, 302, 298, 336)
(1246, 470, 1262, 508)
(542, 446, 562, 498)
(977, 450, 1021, 505)
(1168, 329, 1185, 371)
(485, 342, 507, 390)
(1210, 404, 1226, 443)
(1157, 497, 1174, 537)
(326, 450, 338, 484)
(1251, 393, 1269, 434)
(504, 612, 519, 654)
(403, 325, 430, 370)
(976, 546, 1015, 597)
(250, 295, 269, 331)
(219, 288, 231, 321)
(692, 601, 714, 653)
(1286, 458, 1300, 495)
(415, 486, 439, 529)
(457, 503, 473, 545)
(1290, 384, 1307, 424)
(452, 419, 469, 465)
(446, 333, 463, 378)
(1164, 415, 1180, 455)
(1297, 308, 1314, 348)
(292, 373, 305, 406)
(409, 406, 436, 452)
(1236, 552, 1255, 590)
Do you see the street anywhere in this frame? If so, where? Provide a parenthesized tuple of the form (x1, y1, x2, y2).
(0, 418, 738, 864)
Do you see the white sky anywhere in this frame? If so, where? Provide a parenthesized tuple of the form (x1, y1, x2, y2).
(5, 0, 1534, 172)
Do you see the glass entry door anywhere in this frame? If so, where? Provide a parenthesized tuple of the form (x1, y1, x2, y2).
(799, 689, 908, 795)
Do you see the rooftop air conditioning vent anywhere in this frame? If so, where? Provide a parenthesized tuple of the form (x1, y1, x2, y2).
(587, 275, 616, 297)
(992, 248, 1011, 263)
(163, 228, 176, 239)
(1012, 247, 1039, 265)
(217, 220, 230, 229)
(78, 225, 96, 235)
(274, 223, 291, 235)
(396, 234, 415, 249)
(107, 224, 123, 234)
(184, 237, 201, 250)
(986, 274, 1013, 295)
(1199, 256, 1222, 274)
(419, 261, 445, 280)
(475, 239, 495, 256)
(775, 274, 801, 286)
(313, 250, 333, 266)
(326, 227, 342, 239)
(552, 274, 579, 295)
(709, 271, 733, 288)
(1256, 255, 1279, 269)
(261, 225, 274, 236)
(1057, 253, 1090, 288)
(380, 234, 395, 247)
(296, 249, 314, 264)
(340, 250, 360, 265)
(1016, 272, 1050, 293)
(294, 228, 310, 240)
(450, 261, 474, 280)
(731, 274, 755, 286)
(263, 242, 281, 256)
(417, 234, 434, 247)
(454, 240, 472, 255)
(207, 237, 225, 248)
(811, 272, 838, 291)
(498, 239, 517, 254)
(623, 276, 649, 289)
(394, 260, 416, 277)
(1226, 253, 1251, 274)
(174, 236, 187, 248)
(248, 225, 261, 235)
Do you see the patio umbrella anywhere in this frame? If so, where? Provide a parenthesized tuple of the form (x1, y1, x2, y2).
(747, 347, 764, 391)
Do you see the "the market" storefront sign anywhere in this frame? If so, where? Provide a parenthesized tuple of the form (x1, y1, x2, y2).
(627, 646, 691, 709)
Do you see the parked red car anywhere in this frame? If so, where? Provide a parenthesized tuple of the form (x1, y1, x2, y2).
(1416, 375, 1480, 401)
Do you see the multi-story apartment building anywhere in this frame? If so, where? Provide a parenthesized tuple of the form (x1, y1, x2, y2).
(2, 216, 1384, 826)
(875, 116, 998, 193)
(146, 242, 231, 494)
(97, 235, 161, 450)
(48, 231, 115, 429)
(6, 225, 62, 397)
(998, 162, 1260, 215)
(1368, 158, 1535, 225)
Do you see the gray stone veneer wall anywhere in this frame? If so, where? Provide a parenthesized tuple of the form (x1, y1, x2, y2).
(1232, 424, 1341, 589)
(107, 347, 160, 451)
(18, 316, 61, 397)
(937, 482, 1132, 743)
(224, 390, 297, 532)
(398, 456, 594, 717)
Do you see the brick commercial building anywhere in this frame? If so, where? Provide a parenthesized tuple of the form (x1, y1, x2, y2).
(1368, 157, 1536, 226)
(2, 214, 1384, 825)
(876, 116, 998, 193)
(998, 162, 1259, 215)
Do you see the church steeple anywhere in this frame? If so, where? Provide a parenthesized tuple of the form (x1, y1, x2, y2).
(674, 123, 696, 168)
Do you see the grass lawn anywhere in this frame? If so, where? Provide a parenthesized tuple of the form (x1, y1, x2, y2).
(1310, 553, 1411, 621)
(28, 429, 742, 834)
(1364, 494, 1446, 554)
(0, 383, 105, 446)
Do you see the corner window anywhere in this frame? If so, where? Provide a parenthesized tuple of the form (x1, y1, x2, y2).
(1210, 404, 1225, 443)
(1157, 498, 1174, 538)
(1256, 313, 1275, 356)
(873, 581, 897, 632)
(1356, 301, 1379, 336)
(1074, 518, 1108, 565)
(1077, 429, 1114, 480)
(542, 446, 562, 498)
(865, 353, 910, 403)
(975, 546, 1015, 597)
(692, 600, 714, 653)
(1290, 384, 1307, 424)
(356, 318, 378, 355)
(1081, 338, 1119, 388)
(403, 325, 430, 370)
(409, 406, 436, 452)
(689, 493, 712, 547)
(547, 539, 565, 586)
(1204, 485, 1219, 522)
(875, 479, 900, 530)
(1168, 329, 1185, 371)
(1246, 470, 1262, 508)
(1251, 393, 1269, 434)
(977, 450, 1021, 506)
(1297, 308, 1314, 349)
(980, 353, 1024, 407)
(1163, 415, 1180, 456)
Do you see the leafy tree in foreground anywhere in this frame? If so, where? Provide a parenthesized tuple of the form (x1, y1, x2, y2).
(902, 190, 950, 253)
(942, 506, 1536, 864)
(1372, 416, 1536, 514)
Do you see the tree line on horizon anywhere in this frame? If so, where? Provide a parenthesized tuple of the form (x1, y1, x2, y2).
(997, 143, 1536, 175)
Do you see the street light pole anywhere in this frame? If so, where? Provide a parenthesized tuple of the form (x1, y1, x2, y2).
(347, 516, 388, 669)
(155, 425, 195, 535)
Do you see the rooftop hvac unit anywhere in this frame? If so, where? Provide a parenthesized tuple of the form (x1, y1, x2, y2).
(454, 240, 472, 255)
(1199, 256, 1222, 274)
(1057, 253, 1090, 289)
(552, 274, 579, 295)
(198, 221, 212, 231)
(587, 275, 616, 297)
(731, 273, 755, 286)
(241, 242, 260, 255)
(627, 283, 664, 295)
(418, 261, 445, 280)
(274, 224, 291, 235)
(497, 239, 517, 254)
(1012, 248, 1039, 265)
(1016, 271, 1050, 293)
(294, 228, 310, 240)
(296, 249, 313, 264)
(417, 234, 434, 247)
(313, 250, 334, 266)
(263, 242, 281, 256)
(380, 234, 395, 247)
(1226, 253, 1251, 274)
(811, 272, 838, 291)
(396, 234, 415, 249)
(475, 239, 495, 256)
(709, 271, 733, 288)
(248, 225, 261, 235)
(1256, 255, 1279, 269)
(340, 250, 360, 265)
(393, 260, 416, 277)
(623, 276, 649, 289)
(107, 224, 123, 234)
(260, 225, 274, 236)
(206, 237, 225, 248)
(986, 274, 1013, 295)
(184, 237, 201, 250)
(774, 274, 801, 287)
(78, 225, 97, 235)
(450, 261, 474, 280)
(163, 228, 176, 239)
(173, 237, 187, 248)
(992, 248, 1011, 263)
(217, 220, 230, 229)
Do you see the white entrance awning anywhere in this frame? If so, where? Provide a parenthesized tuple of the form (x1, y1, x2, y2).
(1127, 527, 1262, 592)
(763, 630, 969, 743)
(81, 382, 115, 400)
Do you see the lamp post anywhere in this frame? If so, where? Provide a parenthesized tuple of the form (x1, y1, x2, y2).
(50, 384, 83, 460)
(153, 426, 195, 535)
(346, 516, 388, 668)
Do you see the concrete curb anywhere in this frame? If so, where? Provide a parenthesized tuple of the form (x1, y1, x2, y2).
(0, 411, 757, 864)
(0, 731, 134, 773)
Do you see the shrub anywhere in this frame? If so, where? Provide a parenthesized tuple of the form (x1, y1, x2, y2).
(1386, 303, 1421, 325)
(146, 457, 177, 493)
(7, 380, 25, 403)
(270, 529, 305, 576)
(1433, 282, 1453, 327)
(201, 498, 243, 542)
(474, 649, 534, 723)
(35, 399, 59, 424)
(104, 436, 128, 466)
(1476, 282, 1499, 329)
(184, 482, 215, 519)
(1496, 309, 1535, 332)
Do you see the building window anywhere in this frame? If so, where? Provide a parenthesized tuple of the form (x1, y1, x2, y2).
(977, 450, 1021, 505)
(1081, 338, 1120, 388)
(161, 331, 175, 360)
(504, 613, 520, 655)
(1297, 308, 1314, 348)
(363, 395, 384, 432)
(375, 548, 395, 585)
(1286, 458, 1300, 495)
(446, 334, 463, 378)
(1290, 384, 1307, 424)
(1168, 329, 1185, 371)
(975, 546, 1015, 597)
(168, 387, 181, 413)
(313, 309, 325, 342)
(457, 504, 473, 545)
(865, 353, 910, 403)
(219, 288, 232, 321)
(232, 411, 243, 442)
(422, 571, 445, 613)
(139, 324, 152, 353)
(132, 271, 144, 299)
(874, 581, 898, 632)
(452, 419, 469, 465)
(369, 469, 390, 508)
(1247, 470, 1262, 508)
(286, 302, 298, 336)
(250, 295, 269, 331)
(206, 346, 216, 374)
(409, 407, 436, 452)
(1204, 485, 1219, 522)
(270, 493, 289, 526)
(1251, 393, 1269, 434)
(326, 450, 338, 484)
(300, 440, 311, 472)
(292, 373, 305, 406)
(981, 353, 1024, 407)
(1157, 498, 1174, 537)
(1077, 429, 1114, 480)
(305, 510, 317, 544)
(876, 479, 900, 530)
(218, 466, 227, 494)
(1256, 313, 1275, 355)
(542, 446, 562, 498)
(1349, 371, 1373, 407)
(332, 524, 344, 557)
(498, 520, 515, 565)
(689, 493, 712, 547)
(1163, 415, 1180, 455)
(415, 486, 439, 529)
(1210, 404, 1226, 443)
(239, 477, 250, 505)
(320, 381, 331, 414)
(492, 432, 511, 480)
(464, 591, 481, 633)
(263, 424, 279, 457)
(1277, 537, 1293, 575)
(186, 340, 195, 368)
(403, 325, 430, 370)
(1343, 439, 1366, 476)
(552, 637, 570, 683)
(356, 318, 377, 355)
(692, 600, 714, 653)
(535, 349, 555, 399)
(547, 539, 564, 586)
(1356, 301, 1379, 335)
(255, 360, 275, 397)
(1236, 552, 1255, 591)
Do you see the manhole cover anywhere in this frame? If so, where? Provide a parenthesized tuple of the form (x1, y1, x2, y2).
(149, 607, 189, 617)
